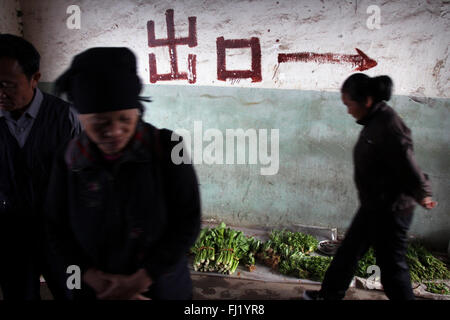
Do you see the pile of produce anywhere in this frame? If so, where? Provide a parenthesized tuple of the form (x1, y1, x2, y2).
(267, 229, 319, 255)
(355, 243, 450, 284)
(255, 229, 319, 266)
(424, 282, 450, 295)
(190, 223, 450, 293)
(241, 237, 262, 271)
(190, 222, 261, 274)
(355, 247, 376, 278)
(255, 229, 332, 281)
(278, 252, 333, 282)
(352, 242, 450, 295)
(405, 242, 450, 283)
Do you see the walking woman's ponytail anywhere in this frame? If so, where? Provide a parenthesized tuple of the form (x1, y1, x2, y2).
(369, 75, 393, 103)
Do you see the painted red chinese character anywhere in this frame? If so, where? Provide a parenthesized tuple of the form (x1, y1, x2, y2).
(216, 37, 262, 82)
(147, 9, 197, 83)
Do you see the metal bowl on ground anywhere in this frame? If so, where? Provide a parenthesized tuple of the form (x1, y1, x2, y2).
(317, 240, 342, 256)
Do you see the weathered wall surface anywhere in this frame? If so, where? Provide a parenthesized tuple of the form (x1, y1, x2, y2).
(20, 0, 449, 97)
(0, 0, 21, 35)
(18, 0, 450, 250)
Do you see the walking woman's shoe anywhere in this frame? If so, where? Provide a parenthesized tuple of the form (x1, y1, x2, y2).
(303, 290, 324, 300)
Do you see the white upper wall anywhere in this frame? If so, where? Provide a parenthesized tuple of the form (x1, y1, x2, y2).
(0, 0, 21, 35)
(19, 0, 450, 98)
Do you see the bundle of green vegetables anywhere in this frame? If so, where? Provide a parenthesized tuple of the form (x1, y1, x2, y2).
(257, 230, 449, 286)
(241, 236, 262, 271)
(191, 224, 450, 293)
(278, 252, 333, 282)
(354, 243, 450, 283)
(191, 227, 216, 272)
(356, 246, 450, 295)
(424, 282, 450, 295)
(191, 222, 261, 274)
(355, 247, 376, 278)
(268, 229, 319, 256)
(256, 229, 330, 280)
(405, 242, 450, 283)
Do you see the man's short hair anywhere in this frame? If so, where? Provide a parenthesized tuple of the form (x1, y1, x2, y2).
(0, 33, 40, 79)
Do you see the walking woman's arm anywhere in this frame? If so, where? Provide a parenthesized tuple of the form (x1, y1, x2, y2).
(384, 118, 434, 206)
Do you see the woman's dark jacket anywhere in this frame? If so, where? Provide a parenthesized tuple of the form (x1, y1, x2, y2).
(353, 101, 432, 211)
(45, 121, 201, 290)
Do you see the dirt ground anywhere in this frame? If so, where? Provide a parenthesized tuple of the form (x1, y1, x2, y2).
(191, 273, 389, 300)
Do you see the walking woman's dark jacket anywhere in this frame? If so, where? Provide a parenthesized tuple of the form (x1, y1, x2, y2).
(353, 101, 432, 211)
(45, 121, 201, 295)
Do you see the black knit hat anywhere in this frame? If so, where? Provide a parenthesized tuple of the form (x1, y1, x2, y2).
(55, 47, 146, 114)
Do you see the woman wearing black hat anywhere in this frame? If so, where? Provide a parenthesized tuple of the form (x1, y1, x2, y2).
(304, 74, 437, 300)
(45, 47, 201, 300)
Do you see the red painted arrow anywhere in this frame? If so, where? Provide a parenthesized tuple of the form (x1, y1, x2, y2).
(278, 48, 377, 71)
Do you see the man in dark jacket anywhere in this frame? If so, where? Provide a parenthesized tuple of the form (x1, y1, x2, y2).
(46, 47, 201, 300)
(0, 34, 81, 300)
(304, 74, 436, 300)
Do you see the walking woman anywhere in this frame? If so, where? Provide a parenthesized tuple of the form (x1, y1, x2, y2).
(304, 73, 436, 300)
(45, 47, 201, 300)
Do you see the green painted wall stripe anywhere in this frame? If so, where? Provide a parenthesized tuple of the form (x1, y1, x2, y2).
(39, 82, 450, 250)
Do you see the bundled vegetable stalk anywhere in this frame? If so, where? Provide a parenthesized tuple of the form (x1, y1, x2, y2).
(241, 237, 262, 272)
(190, 227, 216, 272)
(255, 240, 280, 270)
(215, 224, 251, 274)
(191, 222, 260, 275)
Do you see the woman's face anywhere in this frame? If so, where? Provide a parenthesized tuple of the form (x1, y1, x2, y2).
(341, 92, 372, 121)
(79, 108, 140, 155)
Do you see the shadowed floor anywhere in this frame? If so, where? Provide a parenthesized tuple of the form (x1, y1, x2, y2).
(0, 273, 389, 300)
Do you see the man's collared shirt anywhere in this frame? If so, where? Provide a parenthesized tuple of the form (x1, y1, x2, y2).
(0, 88, 80, 148)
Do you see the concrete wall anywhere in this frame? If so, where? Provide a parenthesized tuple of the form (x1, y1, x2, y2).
(0, 0, 21, 35)
(17, 0, 450, 250)
(20, 0, 449, 97)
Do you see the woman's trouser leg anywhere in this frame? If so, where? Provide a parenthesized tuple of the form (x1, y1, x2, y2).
(320, 207, 372, 300)
(374, 206, 415, 300)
